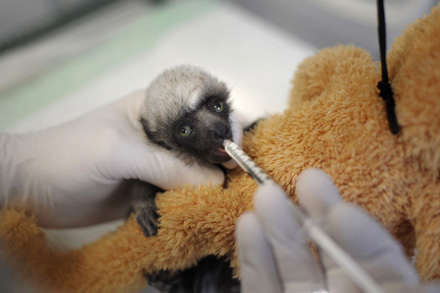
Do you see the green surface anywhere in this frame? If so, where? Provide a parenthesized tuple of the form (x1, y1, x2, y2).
(0, 1, 218, 129)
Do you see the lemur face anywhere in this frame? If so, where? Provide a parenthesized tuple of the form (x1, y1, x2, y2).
(170, 94, 232, 164)
(140, 65, 239, 165)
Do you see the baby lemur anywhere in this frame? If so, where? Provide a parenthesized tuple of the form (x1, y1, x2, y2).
(130, 65, 243, 292)
(131, 64, 242, 236)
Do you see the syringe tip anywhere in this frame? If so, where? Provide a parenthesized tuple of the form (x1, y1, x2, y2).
(223, 139, 233, 147)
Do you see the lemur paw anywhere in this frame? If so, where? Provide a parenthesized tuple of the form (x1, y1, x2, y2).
(135, 203, 160, 237)
(130, 181, 163, 237)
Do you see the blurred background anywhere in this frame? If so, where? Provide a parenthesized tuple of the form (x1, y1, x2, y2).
(0, 0, 438, 291)
(0, 0, 437, 133)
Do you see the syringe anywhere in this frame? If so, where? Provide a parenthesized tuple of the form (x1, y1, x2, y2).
(223, 140, 385, 293)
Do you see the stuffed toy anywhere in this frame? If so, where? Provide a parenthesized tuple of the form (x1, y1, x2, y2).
(1, 3, 439, 292)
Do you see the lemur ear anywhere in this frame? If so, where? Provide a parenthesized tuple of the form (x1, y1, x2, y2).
(221, 112, 243, 169)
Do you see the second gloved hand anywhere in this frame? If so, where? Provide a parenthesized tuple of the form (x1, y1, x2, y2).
(236, 169, 438, 293)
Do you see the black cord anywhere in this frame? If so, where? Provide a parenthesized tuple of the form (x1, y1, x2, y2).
(377, 0, 399, 134)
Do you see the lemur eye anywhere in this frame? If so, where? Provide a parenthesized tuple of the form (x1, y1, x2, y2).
(214, 101, 225, 113)
(179, 125, 192, 137)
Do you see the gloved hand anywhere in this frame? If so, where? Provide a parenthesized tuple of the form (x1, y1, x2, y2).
(0, 91, 224, 228)
(236, 168, 439, 293)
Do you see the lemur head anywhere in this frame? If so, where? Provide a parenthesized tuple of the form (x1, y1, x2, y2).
(139, 65, 242, 166)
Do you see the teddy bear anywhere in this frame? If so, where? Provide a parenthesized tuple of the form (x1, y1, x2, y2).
(0, 3, 439, 292)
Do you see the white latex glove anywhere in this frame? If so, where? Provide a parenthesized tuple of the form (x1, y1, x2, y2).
(221, 111, 242, 169)
(0, 91, 224, 228)
(236, 168, 440, 293)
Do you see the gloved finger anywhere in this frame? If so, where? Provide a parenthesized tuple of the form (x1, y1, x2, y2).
(229, 111, 243, 147)
(295, 168, 343, 222)
(106, 137, 225, 190)
(222, 112, 243, 169)
(142, 149, 224, 189)
(323, 204, 419, 292)
(296, 169, 420, 291)
(236, 212, 282, 293)
(254, 183, 326, 292)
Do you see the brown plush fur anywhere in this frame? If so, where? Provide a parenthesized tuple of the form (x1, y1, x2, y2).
(1, 4, 439, 292)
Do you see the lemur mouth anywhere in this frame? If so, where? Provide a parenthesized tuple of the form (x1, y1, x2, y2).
(216, 145, 227, 154)
(214, 145, 230, 159)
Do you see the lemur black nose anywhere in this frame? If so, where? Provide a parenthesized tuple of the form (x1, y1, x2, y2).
(212, 124, 231, 142)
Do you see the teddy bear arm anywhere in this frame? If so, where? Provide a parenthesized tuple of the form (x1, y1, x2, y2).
(0, 181, 251, 292)
(0, 209, 150, 292)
